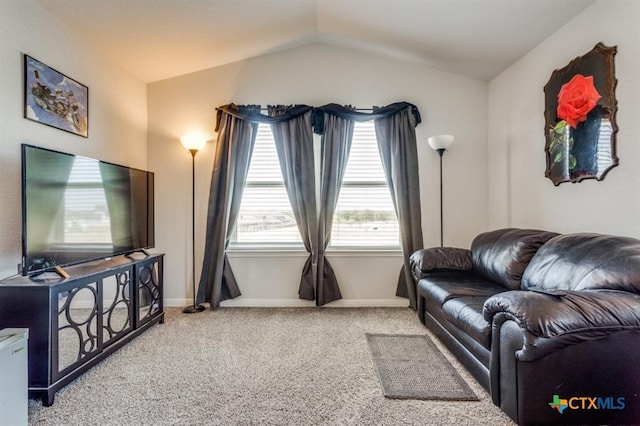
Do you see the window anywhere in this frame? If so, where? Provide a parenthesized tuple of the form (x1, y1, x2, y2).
(330, 121, 399, 248)
(230, 124, 303, 247)
(230, 121, 400, 250)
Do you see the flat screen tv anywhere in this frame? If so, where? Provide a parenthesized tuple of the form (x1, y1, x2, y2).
(21, 144, 154, 276)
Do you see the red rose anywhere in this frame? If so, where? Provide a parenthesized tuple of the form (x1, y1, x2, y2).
(556, 74, 601, 128)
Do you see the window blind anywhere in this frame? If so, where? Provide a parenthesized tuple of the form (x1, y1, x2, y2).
(330, 121, 399, 248)
(231, 124, 303, 247)
(231, 121, 400, 249)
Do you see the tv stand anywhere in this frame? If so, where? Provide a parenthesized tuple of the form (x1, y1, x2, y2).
(0, 253, 164, 406)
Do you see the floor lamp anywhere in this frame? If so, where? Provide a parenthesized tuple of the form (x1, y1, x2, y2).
(428, 135, 454, 247)
(181, 133, 207, 314)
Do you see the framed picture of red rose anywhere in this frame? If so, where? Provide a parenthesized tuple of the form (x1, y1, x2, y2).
(543, 43, 618, 186)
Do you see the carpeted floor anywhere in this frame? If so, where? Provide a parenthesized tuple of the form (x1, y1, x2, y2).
(28, 307, 515, 425)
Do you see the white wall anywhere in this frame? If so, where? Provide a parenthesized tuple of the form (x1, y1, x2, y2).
(488, 0, 640, 237)
(147, 43, 489, 307)
(0, 1, 148, 277)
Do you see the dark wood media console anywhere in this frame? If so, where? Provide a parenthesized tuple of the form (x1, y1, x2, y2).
(0, 253, 164, 406)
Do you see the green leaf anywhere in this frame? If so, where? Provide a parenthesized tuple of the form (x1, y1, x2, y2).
(554, 151, 564, 164)
(554, 120, 566, 134)
(569, 155, 577, 169)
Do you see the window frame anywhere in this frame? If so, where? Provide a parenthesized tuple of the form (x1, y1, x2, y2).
(228, 121, 402, 252)
(327, 121, 400, 250)
(228, 124, 304, 250)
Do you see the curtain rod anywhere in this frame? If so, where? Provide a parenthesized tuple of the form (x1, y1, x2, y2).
(258, 107, 375, 111)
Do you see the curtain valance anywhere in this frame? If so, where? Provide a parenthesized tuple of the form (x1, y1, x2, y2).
(311, 102, 421, 134)
(215, 104, 313, 131)
(215, 102, 421, 133)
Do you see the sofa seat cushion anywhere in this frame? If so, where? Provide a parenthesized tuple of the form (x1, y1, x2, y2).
(418, 270, 507, 307)
(441, 297, 492, 348)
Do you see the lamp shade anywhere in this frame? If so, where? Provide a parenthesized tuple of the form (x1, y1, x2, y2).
(428, 134, 454, 151)
(180, 133, 207, 152)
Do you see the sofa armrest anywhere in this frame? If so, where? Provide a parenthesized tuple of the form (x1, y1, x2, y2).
(409, 247, 472, 281)
(483, 289, 640, 360)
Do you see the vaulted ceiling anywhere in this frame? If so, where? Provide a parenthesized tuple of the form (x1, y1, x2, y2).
(35, 0, 595, 83)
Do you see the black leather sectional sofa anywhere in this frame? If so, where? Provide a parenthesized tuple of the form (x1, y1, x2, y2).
(411, 228, 640, 425)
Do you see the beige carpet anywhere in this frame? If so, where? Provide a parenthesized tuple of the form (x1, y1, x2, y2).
(28, 307, 514, 425)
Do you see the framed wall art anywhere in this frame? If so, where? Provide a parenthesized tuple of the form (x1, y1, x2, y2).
(543, 43, 618, 186)
(24, 54, 88, 138)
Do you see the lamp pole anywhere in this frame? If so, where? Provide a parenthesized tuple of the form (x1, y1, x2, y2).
(181, 134, 207, 314)
(436, 148, 445, 247)
(428, 135, 454, 248)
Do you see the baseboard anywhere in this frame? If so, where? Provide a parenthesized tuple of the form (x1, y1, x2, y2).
(164, 298, 192, 308)
(164, 298, 409, 308)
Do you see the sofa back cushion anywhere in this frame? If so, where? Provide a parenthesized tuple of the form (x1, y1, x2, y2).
(522, 233, 640, 294)
(471, 228, 559, 290)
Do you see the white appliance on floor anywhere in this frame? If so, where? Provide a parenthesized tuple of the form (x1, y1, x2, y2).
(0, 328, 28, 426)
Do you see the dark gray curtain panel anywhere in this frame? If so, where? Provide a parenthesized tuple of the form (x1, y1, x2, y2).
(268, 106, 318, 301)
(314, 102, 423, 309)
(374, 107, 424, 310)
(197, 106, 259, 308)
(315, 112, 355, 306)
(198, 104, 314, 309)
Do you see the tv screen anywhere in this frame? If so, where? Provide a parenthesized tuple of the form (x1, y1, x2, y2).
(22, 144, 154, 276)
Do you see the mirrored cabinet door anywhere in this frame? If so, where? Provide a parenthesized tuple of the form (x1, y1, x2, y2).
(137, 260, 161, 326)
(102, 270, 133, 348)
(56, 282, 99, 377)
